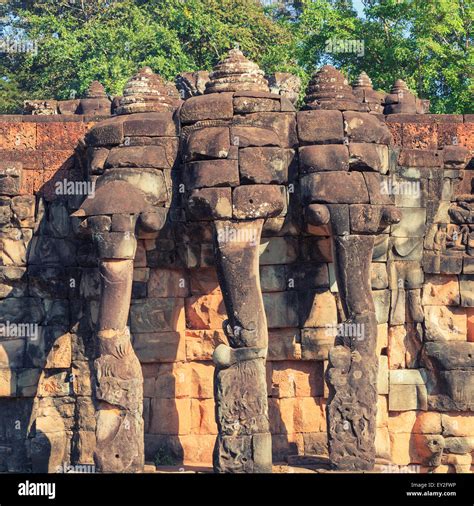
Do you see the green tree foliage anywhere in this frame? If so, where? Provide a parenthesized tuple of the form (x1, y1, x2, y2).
(0, 0, 472, 113)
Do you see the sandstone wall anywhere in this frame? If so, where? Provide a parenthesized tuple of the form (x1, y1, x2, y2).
(0, 113, 473, 472)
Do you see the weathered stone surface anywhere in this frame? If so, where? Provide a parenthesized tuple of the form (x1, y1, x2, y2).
(232, 185, 285, 219)
(239, 147, 287, 184)
(460, 275, 474, 306)
(259, 237, 298, 265)
(134, 332, 185, 363)
(230, 126, 280, 148)
(301, 171, 369, 204)
(423, 341, 474, 370)
(348, 143, 389, 172)
(299, 145, 349, 173)
(86, 116, 125, 146)
(263, 291, 299, 328)
(184, 160, 239, 189)
(424, 306, 467, 342)
(130, 298, 185, 333)
(398, 148, 442, 167)
(105, 145, 176, 169)
(180, 93, 234, 123)
(233, 96, 280, 114)
(187, 188, 232, 220)
(185, 127, 230, 161)
(232, 113, 296, 148)
(343, 112, 392, 144)
(297, 110, 344, 144)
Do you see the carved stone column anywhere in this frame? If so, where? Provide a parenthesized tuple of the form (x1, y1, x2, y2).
(180, 49, 296, 472)
(298, 66, 400, 470)
(74, 67, 180, 472)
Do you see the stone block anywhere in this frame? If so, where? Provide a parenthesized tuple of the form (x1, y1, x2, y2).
(189, 362, 214, 399)
(388, 383, 427, 411)
(424, 306, 467, 342)
(86, 117, 124, 146)
(349, 204, 384, 234)
(180, 434, 215, 465)
(17, 368, 41, 396)
(260, 265, 287, 292)
(134, 331, 185, 363)
(105, 145, 175, 169)
(301, 237, 333, 263)
(239, 147, 287, 184)
(0, 338, 24, 368)
(398, 148, 442, 167)
(232, 184, 285, 219)
(148, 269, 189, 298)
(122, 112, 178, 137)
(289, 263, 329, 290)
(271, 361, 324, 400)
(422, 274, 460, 306)
(185, 292, 226, 330)
(191, 399, 217, 435)
(343, 112, 392, 144)
(460, 275, 474, 307)
(180, 93, 233, 123)
(259, 237, 298, 265)
(391, 208, 426, 237)
(377, 324, 388, 355)
(375, 426, 391, 460)
(187, 188, 232, 220)
(441, 414, 474, 437)
(378, 356, 389, 395)
(149, 362, 191, 399)
(185, 126, 230, 161)
(232, 112, 297, 148)
(185, 330, 227, 361)
(298, 145, 349, 173)
(0, 368, 16, 396)
(230, 126, 281, 148)
(233, 96, 280, 114)
(348, 143, 389, 172)
(184, 159, 239, 189)
(130, 298, 185, 333)
(268, 329, 301, 361)
(377, 395, 388, 428)
(149, 398, 191, 435)
(373, 290, 390, 324)
(301, 171, 369, 205)
(297, 110, 344, 144)
(300, 328, 333, 361)
(44, 332, 72, 369)
(293, 397, 325, 433)
(263, 291, 299, 328)
(371, 263, 388, 289)
(298, 290, 337, 328)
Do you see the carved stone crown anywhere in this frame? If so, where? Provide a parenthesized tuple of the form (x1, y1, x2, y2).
(390, 79, 410, 94)
(84, 80, 108, 99)
(304, 65, 357, 106)
(116, 66, 178, 115)
(353, 71, 373, 90)
(205, 48, 269, 94)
